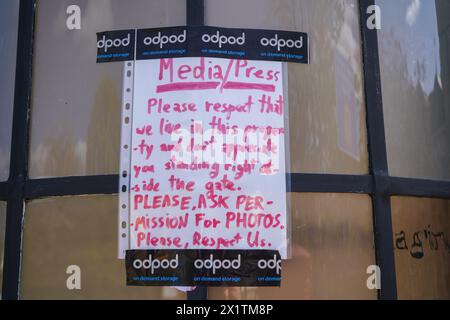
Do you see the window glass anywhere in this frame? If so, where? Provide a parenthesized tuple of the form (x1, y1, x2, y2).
(0, 0, 20, 181)
(209, 193, 376, 300)
(391, 197, 450, 299)
(377, 0, 450, 180)
(29, 0, 186, 178)
(205, 0, 369, 174)
(0, 202, 6, 299)
(21, 196, 185, 299)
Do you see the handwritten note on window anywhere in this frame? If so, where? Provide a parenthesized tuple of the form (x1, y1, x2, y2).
(127, 57, 288, 258)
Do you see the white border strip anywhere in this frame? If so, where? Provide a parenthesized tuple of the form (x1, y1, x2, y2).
(118, 60, 135, 259)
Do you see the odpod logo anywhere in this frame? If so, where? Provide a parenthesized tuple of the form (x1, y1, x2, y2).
(132, 254, 179, 274)
(97, 32, 132, 53)
(142, 30, 187, 49)
(194, 254, 241, 274)
(201, 30, 246, 48)
(260, 34, 304, 52)
(257, 254, 282, 275)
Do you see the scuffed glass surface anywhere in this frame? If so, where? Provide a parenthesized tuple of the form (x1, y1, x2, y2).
(0, 1, 20, 181)
(29, 0, 186, 178)
(21, 196, 185, 299)
(392, 197, 450, 300)
(0, 202, 7, 299)
(205, 0, 369, 174)
(377, 0, 450, 180)
(209, 193, 376, 300)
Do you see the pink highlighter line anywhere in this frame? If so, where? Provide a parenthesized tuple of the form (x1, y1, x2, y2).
(156, 81, 220, 93)
(222, 81, 276, 92)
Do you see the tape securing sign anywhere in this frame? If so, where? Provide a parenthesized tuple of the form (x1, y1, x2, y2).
(97, 26, 309, 64)
(96, 29, 135, 63)
(126, 249, 282, 287)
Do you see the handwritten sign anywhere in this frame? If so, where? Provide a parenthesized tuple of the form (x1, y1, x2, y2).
(126, 57, 287, 258)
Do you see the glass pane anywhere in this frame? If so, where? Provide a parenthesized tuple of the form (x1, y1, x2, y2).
(29, 0, 186, 178)
(21, 196, 185, 299)
(377, 0, 450, 180)
(209, 193, 376, 300)
(205, 0, 369, 174)
(392, 197, 450, 299)
(0, 0, 20, 181)
(0, 202, 7, 299)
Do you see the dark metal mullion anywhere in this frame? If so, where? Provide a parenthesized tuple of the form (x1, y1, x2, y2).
(24, 175, 119, 199)
(0, 182, 10, 201)
(186, 0, 205, 26)
(359, 0, 397, 300)
(388, 177, 450, 199)
(2, 0, 35, 300)
(289, 173, 373, 194)
(185, 0, 208, 301)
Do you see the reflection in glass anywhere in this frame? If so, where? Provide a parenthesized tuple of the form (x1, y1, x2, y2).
(0, 202, 7, 299)
(377, 0, 450, 180)
(21, 196, 185, 299)
(205, 0, 369, 174)
(392, 197, 450, 299)
(29, 0, 186, 178)
(0, 1, 19, 181)
(209, 193, 376, 300)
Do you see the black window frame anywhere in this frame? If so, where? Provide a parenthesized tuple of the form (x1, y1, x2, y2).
(1, 0, 450, 300)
